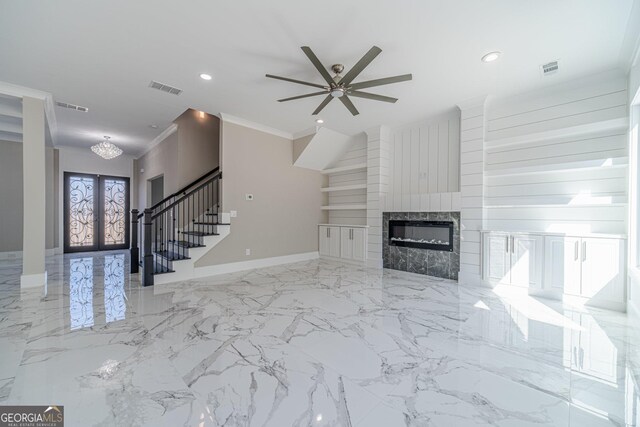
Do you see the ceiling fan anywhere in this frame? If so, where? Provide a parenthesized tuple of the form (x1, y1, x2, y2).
(266, 46, 412, 116)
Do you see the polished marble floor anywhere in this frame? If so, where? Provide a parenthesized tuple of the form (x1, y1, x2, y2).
(1, 251, 640, 426)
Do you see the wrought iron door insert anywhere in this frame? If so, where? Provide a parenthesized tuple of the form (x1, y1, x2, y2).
(64, 173, 130, 252)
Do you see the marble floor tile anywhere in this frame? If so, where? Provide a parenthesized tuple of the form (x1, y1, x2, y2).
(1, 251, 640, 426)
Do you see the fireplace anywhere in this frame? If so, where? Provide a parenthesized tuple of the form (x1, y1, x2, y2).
(389, 220, 454, 252)
(383, 212, 460, 280)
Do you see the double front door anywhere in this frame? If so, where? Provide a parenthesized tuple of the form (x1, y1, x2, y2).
(64, 173, 130, 253)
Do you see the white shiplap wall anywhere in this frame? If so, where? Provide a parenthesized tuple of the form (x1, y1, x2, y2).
(484, 72, 629, 235)
(328, 133, 367, 225)
(386, 111, 461, 212)
(458, 99, 487, 282)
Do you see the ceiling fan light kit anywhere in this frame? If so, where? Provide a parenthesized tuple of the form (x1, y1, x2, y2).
(266, 46, 412, 116)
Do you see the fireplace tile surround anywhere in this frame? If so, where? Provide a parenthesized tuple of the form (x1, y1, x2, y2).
(382, 212, 460, 280)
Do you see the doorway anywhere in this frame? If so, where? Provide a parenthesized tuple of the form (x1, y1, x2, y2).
(63, 172, 130, 253)
(149, 175, 164, 206)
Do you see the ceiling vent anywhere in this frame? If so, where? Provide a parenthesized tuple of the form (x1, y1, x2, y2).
(541, 60, 559, 76)
(149, 80, 183, 95)
(55, 101, 89, 112)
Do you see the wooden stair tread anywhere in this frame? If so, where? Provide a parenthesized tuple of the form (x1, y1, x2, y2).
(155, 250, 190, 261)
(182, 231, 220, 236)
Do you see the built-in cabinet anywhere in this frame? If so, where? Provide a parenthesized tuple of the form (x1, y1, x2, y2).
(482, 231, 626, 310)
(318, 225, 341, 258)
(544, 235, 625, 307)
(319, 224, 367, 262)
(483, 232, 543, 288)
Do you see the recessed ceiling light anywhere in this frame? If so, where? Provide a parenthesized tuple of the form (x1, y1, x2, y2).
(316, 119, 324, 124)
(149, 124, 158, 129)
(481, 51, 501, 63)
(200, 73, 212, 81)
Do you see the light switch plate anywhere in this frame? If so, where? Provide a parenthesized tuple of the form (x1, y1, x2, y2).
(230, 210, 237, 218)
(245, 249, 251, 256)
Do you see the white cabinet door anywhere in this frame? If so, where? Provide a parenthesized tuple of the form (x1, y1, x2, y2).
(544, 236, 581, 295)
(319, 226, 330, 257)
(351, 228, 367, 261)
(483, 233, 511, 284)
(340, 228, 353, 260)
(328, 227, 341, 258)
(581, 238, 625, 304)
(510, 234, 542, 288)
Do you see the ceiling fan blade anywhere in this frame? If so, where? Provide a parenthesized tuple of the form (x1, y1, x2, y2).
(278, 91, 327, 102)
(266, 74, 327, 89)
(348, 91, 398, 103)
(340, 96, 360, 116)
(301, 46, 335, 85)
(312, 95, 334, 115)
(349, 74, 413, 90)
(339, 46, 382, 86)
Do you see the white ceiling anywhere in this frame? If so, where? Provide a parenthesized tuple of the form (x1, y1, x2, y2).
(0, 0, 637, 156)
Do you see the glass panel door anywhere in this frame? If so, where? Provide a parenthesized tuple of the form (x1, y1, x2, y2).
(64, 173, 129, 252)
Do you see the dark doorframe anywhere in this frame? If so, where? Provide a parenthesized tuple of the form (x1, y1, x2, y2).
(64, 172, 130, 253)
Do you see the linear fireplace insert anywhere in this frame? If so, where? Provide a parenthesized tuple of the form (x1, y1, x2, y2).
(389, 220, 454, 251)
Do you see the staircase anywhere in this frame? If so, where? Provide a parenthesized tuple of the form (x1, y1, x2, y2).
(131, 167, 230, 286)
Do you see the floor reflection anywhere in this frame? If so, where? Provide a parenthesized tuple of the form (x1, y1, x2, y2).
(69, 257, 94, 330)
(69, 253, 127, 330)
(104, 254, 126, 323)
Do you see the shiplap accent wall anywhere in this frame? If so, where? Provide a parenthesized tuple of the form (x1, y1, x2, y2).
(385, 111, 461, 212)
(366, 126, 391, 267)
(484, 72, 628, 235)
(458, 98, 487, 283)
(328, 133, 367, 225)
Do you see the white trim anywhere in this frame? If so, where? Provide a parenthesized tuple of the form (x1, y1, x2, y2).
(0, 81, 50, 101)
(192, 252, 319, 279)
(292, 126, 318, 140)
(137, 123, 178, 158)
(20, 271, 47, 289)
(219, 112, 293, 140)
(0, 248, 59, 260)
(456, 95, 488, 111)
(458, 271, 482, 286)
(0, 81, 58, 147)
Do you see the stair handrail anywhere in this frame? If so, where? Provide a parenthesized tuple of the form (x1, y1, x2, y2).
(152, 170, 222, 219)
(149, 166, 221, 211)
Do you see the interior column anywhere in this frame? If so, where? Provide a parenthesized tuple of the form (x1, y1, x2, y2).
(20, 96, 47, 290)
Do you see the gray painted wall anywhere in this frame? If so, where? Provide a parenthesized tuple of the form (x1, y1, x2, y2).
(0, 140, 57, 252)
(195, 122, 326, 266)
(136, 110, 220, 211)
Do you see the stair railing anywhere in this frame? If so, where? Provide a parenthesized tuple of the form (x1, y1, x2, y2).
(130, 167, 222, 286)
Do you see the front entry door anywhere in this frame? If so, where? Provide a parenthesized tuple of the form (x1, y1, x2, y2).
(64, 173, 130, 253)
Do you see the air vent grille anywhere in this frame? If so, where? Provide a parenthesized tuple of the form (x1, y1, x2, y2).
(149, 80, 183, 95)
(541, 61, 559, 76)
(55, 101, 89, 112)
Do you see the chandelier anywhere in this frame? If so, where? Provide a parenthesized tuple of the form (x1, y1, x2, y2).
(91, 136, 123, 160)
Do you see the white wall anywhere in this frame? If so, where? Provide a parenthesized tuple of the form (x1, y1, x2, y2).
(327, 133, 367, 225)
(483, 71, 628, 235)
(385, 110, 461, 212)
(57, 146, 135, 251)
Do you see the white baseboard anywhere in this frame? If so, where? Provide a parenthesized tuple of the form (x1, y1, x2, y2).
(20, 271, 47, 289)
(458, 271, 482, 286)
(193, 251, 319, 279)
(0, 248, 60, 260)
(319, 255, 367, 267)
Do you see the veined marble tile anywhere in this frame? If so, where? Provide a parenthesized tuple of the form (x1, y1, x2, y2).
(1, 251, 640, 426)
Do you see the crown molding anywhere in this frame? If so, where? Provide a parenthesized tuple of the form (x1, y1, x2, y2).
(219, 113, 293, 140)
(137, 123, 178, 158)
(0, 81, 58, 147)
(292, 126, 318, 140)
(456, 95, 488, 111)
